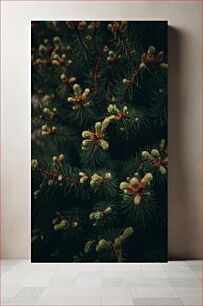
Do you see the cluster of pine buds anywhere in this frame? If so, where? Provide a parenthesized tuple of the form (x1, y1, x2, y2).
(107, 21, 127, 36)
(96, 227, 133, 254)
(60, 73, 76, 85)
(34, 36, 72, 67)
(79, 172, 112, 187)
(41, 124, 56, 136)
(67, 84, 91, 110)
(52, 154, 64, 165)
(51, 36, 72, 66)
(43, 107, 57, 119)
(52, 213, 78, 231)
(89, 207, 112, 226)
(107, 104, 128, 121)
(140, 45, 168, 70)
(120, 172, 153, 205)
(141, 140, 168, 174)
(81, 118, 113, 151)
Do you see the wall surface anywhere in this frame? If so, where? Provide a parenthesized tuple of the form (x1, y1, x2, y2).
(1, 1, 202, 259)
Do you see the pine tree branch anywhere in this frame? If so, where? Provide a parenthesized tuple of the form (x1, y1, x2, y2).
(32, 166, 79, 185)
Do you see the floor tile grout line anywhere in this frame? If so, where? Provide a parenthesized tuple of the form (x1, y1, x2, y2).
(33, 263, 60, 305)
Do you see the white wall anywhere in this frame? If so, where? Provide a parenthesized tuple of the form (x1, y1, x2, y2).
(1, 1, 202, 259)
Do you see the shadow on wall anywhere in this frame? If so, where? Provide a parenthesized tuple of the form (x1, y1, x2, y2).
(168, 26, 202, 260)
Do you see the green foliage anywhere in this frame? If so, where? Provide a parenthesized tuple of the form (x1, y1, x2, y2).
(32, 21, 168, 262)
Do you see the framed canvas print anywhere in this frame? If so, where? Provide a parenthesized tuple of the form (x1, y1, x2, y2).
(31, 21, 168, 262)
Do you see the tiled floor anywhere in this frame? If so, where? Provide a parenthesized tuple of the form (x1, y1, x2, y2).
(1, 260, 202, 305)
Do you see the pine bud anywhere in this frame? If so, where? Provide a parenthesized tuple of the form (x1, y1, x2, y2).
(72, 222, 78, 228)
(43, 38, 49, 46)
(122, 78, 129, 84)
(134, 194, 141, 205)
(52, 60, 60, 66)
(84, 240, 95, 253)
(120, 182, 129, 190)
(94, 211, 104, 220)
(83, 102, 90, 108)
(107, 104, 119, 114)
(107, 23, 112, 30)
(82, 139, 91, 147)
(83, 88, 90, 97)
(53, 36, 61, 44)
(89, 212, 96, 220)
(108, 50, 114, 56)
(96, 239, 109, 252)
(82, 130, 92, 138)
(80, 177, 85, 184)
(60, 219, 68, 227)
(104, 172, 112, 179)
(102, 118, 110, 130)
(147, 45, 156, 54)
(123, 106, 128, 113)
(100, 139, 109, 150)
(151, 149, 160, 158)
(156, 51, 164, 62)
(33, 189, 40, 198)
(67, 97, 74, 103)
(107, 56, 113, 62)
(54, 224, 61, 231)
(68, 77, 76, 84)
(78, 21, 87, 28)
(41, 124, 48, 131)
(103, 207, 112, 214)
(114, 237, 122, 248)
(122, 227, 134, 239)
(159, 166, 167, 175)
(31, 159, 38, 167)
(95, 122, 102, 132)
(142, 151, 151, 159)
(43, 107, 49, 114)
(141, 173, 153, 184)
(59, 154, 64, 161)
(73, 84, 82, 95)
(58, 174, 63, 181)
(108, 115, 116, 121)
(48, 179, 54, 186)
(60, 74, 66, 80)
(107, 104, 114, 113)
(140, 62, 147, 70)
(91, 173, 101, 182)
(52, 156, 57, 162)
(103, 45, 109, 53)
(160, 139, 166, 148)
(41, 131, 48, 136)
(38, 44, 46, 55)
(130, 177, 139, 186)
(52, 217, 58, 225)
(72, 105, 80, 110)
(159, 63, 168, 69)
